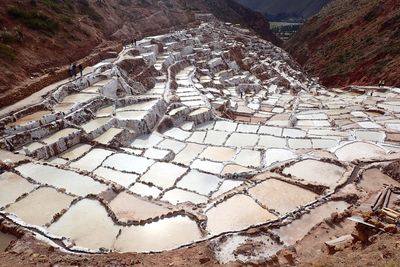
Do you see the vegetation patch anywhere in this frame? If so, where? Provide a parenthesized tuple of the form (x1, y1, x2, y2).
(0, 44, 16, 61)
(7, 6, 59, 35)
(40, 0, 62, 13)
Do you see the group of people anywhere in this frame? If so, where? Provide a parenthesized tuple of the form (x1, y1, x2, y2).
(378, 80, 386, 87)
(68, 63, 83, 79)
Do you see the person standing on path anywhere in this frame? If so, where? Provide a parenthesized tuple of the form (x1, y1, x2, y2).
(78, 64, 83, 77)
(69, 63, 74, 79)
(72, 63, 77, 78)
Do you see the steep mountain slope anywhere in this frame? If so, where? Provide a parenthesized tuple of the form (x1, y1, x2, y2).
(234, 0, 331, 19)
(0, 0, 277, 108)
(285, 0, 400, 87)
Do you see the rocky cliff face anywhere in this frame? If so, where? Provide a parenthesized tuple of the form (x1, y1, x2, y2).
(0, 0, 277, 108)
(285, 0, 400, 87)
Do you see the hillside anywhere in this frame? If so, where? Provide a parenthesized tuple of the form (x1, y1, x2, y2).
(285, 0, 400, 87)
(234, 0, 331, 20)
(0, 0, 277, 108)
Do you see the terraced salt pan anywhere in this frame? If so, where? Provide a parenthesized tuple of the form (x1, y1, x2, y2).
(61, 93, 99, 103)
(222, 164, 253, 175)
(163, 128, 191, 141)
(0, 172, 36, 208)
(191, 159, 224, 175)
(96, 106, 113, 117)
(48, 199, 120, 250)
(172, 143, 206, 165)
(354, 130, 386, 142)
(214, 121, 238, 132)
(140, 162, 187, 189)
(156, 139, 186, 154)
(81, 118, 111, 133)
(206, 194, 277, 235)
(143, 147, 172, 160)
(103, 153, 154, 174)
(53, 103, 74, 113)
(161, 188, 208, 204)
(8, 110, 52, 127)
(69, 148, 113, 172)
(273, 201, 349, 245)
(94, 167, 138, 188)
(129, 183, 161, 199)
(130, 133, 164, 149)
(234, 149, 261, 168)
(199, 146, 236, 162)
(109, 192, 171, 222)
(59, 144, 92, 161)
(116, 100, 158, 111)
(264, 148, 297, 167)
(16, 163, 108, 196)
(257, 135, 287, 148)
(94, 128, 124, 144)
(248, 179, 318, 214)
(41, 128, 80, 144)
(203, 130, 230, 146)
(288, 139, 313, 149)
(283, 159, 346, 187)
(334, 142, 386, 161)
(114, 215, 202, 253)
(211, 180, 243, 198)
(5, 187, 74, 226)
(116, 111, 147, 120)
(258, 126, 283, 136)
(225, 133, 259, 147)
(177, 170, 221, 195)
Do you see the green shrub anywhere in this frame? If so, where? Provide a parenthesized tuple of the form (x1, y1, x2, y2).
(0, 31, 22, 44)
(40, 0, 61, 12)
(7, 6, 59, 35)
(76, 0, 103, 22)
(0, 44, 16, 61)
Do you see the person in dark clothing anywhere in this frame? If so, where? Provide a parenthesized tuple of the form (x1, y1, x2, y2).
(72, 63, 77, 78)
(68, 64, 73, 79)
(78, 64, 83, 77)
(134, 38, 137, 46)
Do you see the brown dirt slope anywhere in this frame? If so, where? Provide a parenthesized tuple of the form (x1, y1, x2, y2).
(285, 0, 400, 87)
(0, 0, 277, 109)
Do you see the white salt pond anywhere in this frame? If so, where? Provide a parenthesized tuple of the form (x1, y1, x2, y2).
(109, 192, 171, 222)
(8, 110, 52, 127)
(176, 170, 221, 195)
(0, 172, 36, 208)
(248, 179, 318, 214)
(103, 153, 154, 174)
(16, 163, 108, 196)
(283, 159, 346, 186)
(206, 194, 277, 235)
(161, 188, 208, 205)
(48, 199, 120, 250)
(273, 201, 349, 245)
(114, 215, 202, 253)
(334, 142, 386, 161)
(6, 187, 74, 226)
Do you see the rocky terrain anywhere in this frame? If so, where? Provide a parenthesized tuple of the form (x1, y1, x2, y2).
(286, 0, 400, 87)
(0, 0, 277, 109)
(0, 14, 399, 266)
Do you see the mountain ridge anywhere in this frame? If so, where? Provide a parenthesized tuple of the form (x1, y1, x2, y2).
(285, 0, 400, 87)
(233, 0, 331, 19)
